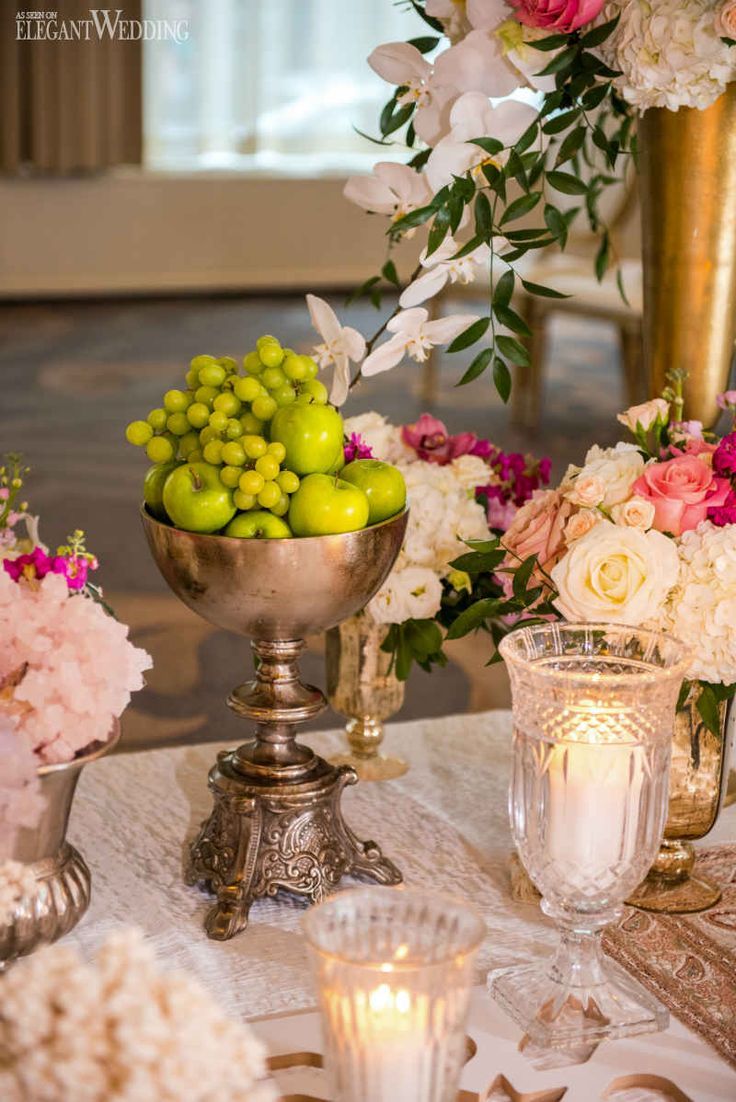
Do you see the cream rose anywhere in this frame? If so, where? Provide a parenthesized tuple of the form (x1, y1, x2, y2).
(550, 522, 678, 625)
(611, 496, 656, 530)
(565, 509, 603, 543)
(616, 398, 670, 433)
(566, 474, 605, 508)
(564, 443, 645, 509)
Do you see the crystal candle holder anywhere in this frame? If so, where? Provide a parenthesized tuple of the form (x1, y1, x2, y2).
(490, 622, 690, 1049)
(303, 886, 484, 1102)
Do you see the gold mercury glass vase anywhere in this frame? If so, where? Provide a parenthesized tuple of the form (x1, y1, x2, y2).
(640, 84, 736, 427)
(326, 613, 408, 781)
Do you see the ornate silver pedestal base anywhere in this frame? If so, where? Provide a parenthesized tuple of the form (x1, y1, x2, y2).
(187, 640, 402, 940)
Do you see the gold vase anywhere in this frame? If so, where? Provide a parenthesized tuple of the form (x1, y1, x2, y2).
(0, 725, 120, 966)
(326, 614, 408, 782)
(628, 691, 731, 914)
(640, 85, 736, 426)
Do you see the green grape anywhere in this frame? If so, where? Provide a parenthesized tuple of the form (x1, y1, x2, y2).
(240, 412, 264, 435)
(147, 408, 167, 431)
(219, 465, 242, 488)
(179, 431, 200, 457)
(199, 425, 220, 446)
(218, 356, 238, 372)
(234, 376, 262, 403)
(187, 448, 204, 463)
(273, 383, 296, 407)
(166, 412, 190, 436)
(225, 418, 243, 440)
(258, 343, 284, 369)
(257, 334, 277, 346)
(125, 420, 153, 446)
(185, 369, 199, 389)
(208, 410, 229, 434)
(261, 366, 286, 390)
(271, 493, 290, 517)
(283, 353, 308, 382)
(203, 440, 224, 465)
(255, 454, 280, 482)
(277, 469, 299, 494)
(243, 351, 264, 375)
(221, 442, 246, 467)
(242, 435, 268, 460)
(234, 490, 257, 511)
(252, 395, 278, 422)
(190, 354, 217, 371)
(147, 436, 175, 464)
(195, 385, 218, 408)
(198, 363, 227, 388)
(296, 378, 328, 405)
(213, 392, 242, 417)
(163, 389, 190, 413)
(239, 469, 265, 496)
(267, 441, 287, 463)
(258, 482, 281, 509)
(302, 355, 319, 379)
(186, 402, 210, 429)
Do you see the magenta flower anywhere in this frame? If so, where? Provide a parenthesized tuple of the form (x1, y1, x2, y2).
(713, 432, 736, 478)
(401, 413, 491, 465)
(717, 390, 736, 410)
(3, 547, 54, 583)
(344, 432, 373, 463)
(51, 554, 91, 591)
(709, 490, 736, 527)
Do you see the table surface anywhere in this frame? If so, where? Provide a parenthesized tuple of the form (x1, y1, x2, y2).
(68, 710, 736, 1094)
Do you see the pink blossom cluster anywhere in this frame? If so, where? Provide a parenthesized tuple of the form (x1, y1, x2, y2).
(3, 545, 97, 592)
(0, 571, 151, 765)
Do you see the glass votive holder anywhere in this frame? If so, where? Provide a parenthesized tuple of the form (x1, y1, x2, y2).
(303, 886, 485, 1102)
(489, 622, 690, 1049)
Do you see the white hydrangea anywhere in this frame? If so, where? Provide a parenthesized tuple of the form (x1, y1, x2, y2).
(658, 521, 736, 684)
(599, 1, 736, 112)
(0, 860, 37, 926)
(0, 928, 277, 1102)
(368, 565, 444, 623)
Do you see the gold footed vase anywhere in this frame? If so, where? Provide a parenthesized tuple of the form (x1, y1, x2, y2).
(326, 614, 408, 782)
(142, 506, 407, 941)
(628, 691, 732, 914)
(0, 725, 120, 966)
(640, 85, 736, 426)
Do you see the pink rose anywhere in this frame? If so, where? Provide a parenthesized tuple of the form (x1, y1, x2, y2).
(509, 0, 606, 33)
(501, 489, 572, 575)
(632, 455, 731, 536)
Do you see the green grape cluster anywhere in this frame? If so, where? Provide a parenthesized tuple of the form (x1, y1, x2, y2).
(125, 337, 326, 522)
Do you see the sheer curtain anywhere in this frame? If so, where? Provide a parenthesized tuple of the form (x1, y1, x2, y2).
(144, 0, 425, 173)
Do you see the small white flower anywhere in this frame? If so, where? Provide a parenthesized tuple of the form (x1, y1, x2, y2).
(367, 42, 458, 143)
(361, 307, 480, 377)
(343, 161, 433, 227)
(399, 235, 491, 309)
(306, 294, 366, 407)
(369, 566, 444, 624)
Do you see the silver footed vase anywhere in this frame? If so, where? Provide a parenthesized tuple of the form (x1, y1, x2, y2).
(0, 725, 119, 966)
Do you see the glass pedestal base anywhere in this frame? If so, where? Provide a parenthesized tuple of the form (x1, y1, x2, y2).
(488, 958, 669, 1049)
(329, 750, 408, 782)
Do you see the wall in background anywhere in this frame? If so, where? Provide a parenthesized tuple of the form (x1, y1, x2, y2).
(0, 172, 419, 298)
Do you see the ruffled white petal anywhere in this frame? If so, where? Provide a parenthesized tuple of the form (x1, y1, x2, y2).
(387, 307, 429, 336)
(361, 333, 409, 377)
(399, 266, 450, 308)
(329, 353, 351, 408)
(341, 325, 366, 363)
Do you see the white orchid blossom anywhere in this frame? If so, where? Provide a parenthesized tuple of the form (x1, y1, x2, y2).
(343, 161, 433, 230)
(426, 91, 538, 193)
(306, 294, 366, 408)
(361, 307, 480, 377)
(426, 0, 472, 43)
(367, 42, 458, 144)
(399, 235, 492, 309)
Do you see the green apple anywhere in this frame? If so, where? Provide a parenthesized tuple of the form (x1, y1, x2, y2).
(269, 404, 344, 476)
(162, 462, 236, 533)
(288, 473, 369, 536)
(143, 460, 181, 521)
(340, 459, 406, 526)
(224, 511, 292, 539)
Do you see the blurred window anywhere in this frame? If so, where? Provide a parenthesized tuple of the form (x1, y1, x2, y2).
(144, 0, 426, 173)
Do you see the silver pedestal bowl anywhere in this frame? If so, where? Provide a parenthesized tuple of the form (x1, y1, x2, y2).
(141, 506, 408, 940)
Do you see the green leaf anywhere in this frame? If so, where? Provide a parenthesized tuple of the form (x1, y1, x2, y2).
(408, 147, 431, 170)
(506, 150, 528, 190)
(512, 554, 538, 599)
(595, 231, 610, 281)
(450, 549, 506, 573)
(381, 259, 399, 287)
(493, 356, 512, 403)
(447, 316, 490, 353)
(497, 334, 530, 367)
(616, 267, 630, 306)
(542, 108, 581, 136)
(500, 192, 541, 225)
(426, 206, 451, 256)
(544, 203, 569, 248)
(407, 0, 444, 32)
(677, 680, 693, 712)
(345, 274, 380, 305)
(470, 136, 504, 156)
(514, 120, 539, 155)
(493, 303, 531, 337)
(530, 32, 570, 52)
(582, 82, 611, 110)
(392, 203, 435, 232)
(382, 103, 414, 138)
(555, 126, 586, 166)
(580, 14, 620, 48)
(474, 192, 492, 242)
(379, 93, 398, 136)
(536, 45, 579, 76)
(456, 346, 492, 386)
(448, 194, 465, 234)
(696, 683, 722, 737)
(405, 618, 443, 658)
(493, 270, 515, 308)
(407, 34, 441, 53)
(504, 227, 550, 241)
(451, 234, 484, 260)
(446, 598, 503, 640)
(547, 169, 589, 195)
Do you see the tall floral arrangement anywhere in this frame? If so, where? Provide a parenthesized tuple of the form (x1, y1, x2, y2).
(303, 2, 736, 407)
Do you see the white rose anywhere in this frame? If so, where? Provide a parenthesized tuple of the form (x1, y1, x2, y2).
(565, 509, 603, 543)
(368, 566, 443, 625)
(611, 496, 656, 531)
(449, 454, 491, 492)
(617, 398, 670, 433)
(566, 474, 605, 508)
(570, 442, 645, 508)
(551, 522, 678, 625)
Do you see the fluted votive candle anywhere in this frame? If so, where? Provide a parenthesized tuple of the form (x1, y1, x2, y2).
(303, 887, 484, 1102)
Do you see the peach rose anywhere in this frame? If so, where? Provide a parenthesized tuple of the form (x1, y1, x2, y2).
(617, 398, 670, 433)
(611, 496, 656, 530)
(566, 473, 605, 508)
(565, 509, 603, 543)
(632, 455, 731, 536)
(716, 0, 736, 37)
(502, 490, 572, 574)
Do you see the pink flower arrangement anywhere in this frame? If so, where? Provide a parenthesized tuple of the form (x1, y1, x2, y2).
(632, 454, 731, 536)
(401, 413, 491, 465)
(509, 0, 606, 33)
